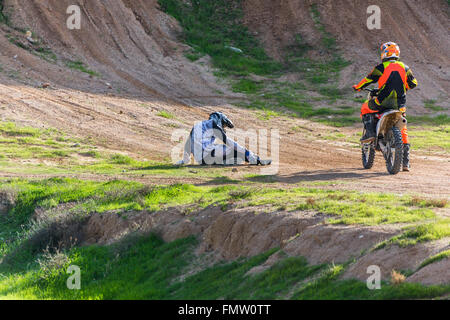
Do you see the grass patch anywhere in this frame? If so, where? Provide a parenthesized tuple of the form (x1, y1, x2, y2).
(156, 110, 176, 119)
(184, 49, 205, 62)
(423, 99, 446, 112)
(408, 196, 447, 208)
(378, 219, 450, 248)
(64, 60, 99, 77)
(5, 33, 57, 63)
(0, 0, 7, 24)
(170, 253, 323, 299)
(232, 79, 263, 94)
(108, 154, 138, 165)
(0, 179, 440, 230)
(158, 0, 281, 77)
(0, 121, 88, 160)
(0, 234, 198, 299)
(408, 114, 450, 126)
(158, 0, 355, 127)
(0, 178, 444, 278)
(292, 263, 449, 299)
(419, 250, 450, 270)
(408, 125, 450, 153)
(34, 47, 57, 63)
(2, 233, 449, 300)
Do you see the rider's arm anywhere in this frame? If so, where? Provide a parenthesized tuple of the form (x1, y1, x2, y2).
(405, 66, 418, 90)
(353, 64, 384, 91)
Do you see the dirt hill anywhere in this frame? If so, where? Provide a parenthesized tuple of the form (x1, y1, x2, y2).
(1, 0, 233, 104)
(243, 0, 450, 108)
(3, 0, 448, 107)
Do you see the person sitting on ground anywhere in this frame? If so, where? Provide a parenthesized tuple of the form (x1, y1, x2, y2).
(352, 41, 418, 171)
(176, 111, 271, 166)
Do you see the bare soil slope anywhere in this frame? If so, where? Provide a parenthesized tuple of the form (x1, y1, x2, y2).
(243, 0, 450, 110)
(1, 0, 234, 105)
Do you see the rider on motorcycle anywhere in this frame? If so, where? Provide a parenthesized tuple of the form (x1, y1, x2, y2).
(353, 42, 418, 171)
(176, 111, 271, 166)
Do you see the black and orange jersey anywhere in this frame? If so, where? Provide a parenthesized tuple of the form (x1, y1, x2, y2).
(354, 59, 418, 109)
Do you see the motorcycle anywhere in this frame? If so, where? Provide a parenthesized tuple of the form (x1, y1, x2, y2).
(361, 88, 407, 174)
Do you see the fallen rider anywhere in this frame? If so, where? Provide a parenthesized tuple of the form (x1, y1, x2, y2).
(176, 111, 272, 166)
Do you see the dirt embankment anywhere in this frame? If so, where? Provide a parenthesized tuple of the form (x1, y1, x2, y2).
(29, 204, 449, 286)
(0, 0, 233, 104)
(242, 0, 450, 110)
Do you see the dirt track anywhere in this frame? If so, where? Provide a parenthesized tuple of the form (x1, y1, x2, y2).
(0, 0, 448, 199)
(1, 81, 449, 200)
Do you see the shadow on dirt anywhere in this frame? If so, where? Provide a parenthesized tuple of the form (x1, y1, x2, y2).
(198, 176, 241, 186)
(246, 168, 387, 184)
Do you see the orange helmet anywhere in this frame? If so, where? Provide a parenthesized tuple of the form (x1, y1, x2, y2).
(380, 42, 400, 61)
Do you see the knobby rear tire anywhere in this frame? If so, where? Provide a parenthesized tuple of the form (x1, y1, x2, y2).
(385, 126, 403, 174)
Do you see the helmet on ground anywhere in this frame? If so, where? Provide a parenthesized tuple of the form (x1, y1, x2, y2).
(380, 42, 400, 61)
(209, 112, 234, 129)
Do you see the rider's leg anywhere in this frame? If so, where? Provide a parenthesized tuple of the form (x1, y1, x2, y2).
(204, 144, 256, 165)
(401, 126, 410, 171)
(233, 143, 271, 165)
(204, 143, 271, 165)
(360, 101, 378, 143)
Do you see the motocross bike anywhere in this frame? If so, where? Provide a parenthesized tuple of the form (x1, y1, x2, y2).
(361, 88, 407, 175)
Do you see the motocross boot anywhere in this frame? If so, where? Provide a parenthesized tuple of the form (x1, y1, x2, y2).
(360, 114, 377, 143)
(402, 143, 411, 172)
(257, 158, 272, 166)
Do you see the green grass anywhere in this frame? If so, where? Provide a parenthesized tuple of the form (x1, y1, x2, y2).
(156, 110, 176, 119)
(408, 114, 450, 126)
(0, 234, 198, 299)
(0, 178, 442, 264)
(419, 250, 450, 269)
(0, 178, 441, 236)
(377, 219, 450, 248)
(158, 0, 356, 127)
(1, 177, 448, 300)
(5, 33, 57, 63)
(0, 121, 92, 160)
(158, 0, 281, 77)
(423, 99, 446, 112)
(34, 47, 57, 63)
(292, 263, 450, 300)
(408, 125, 450, 153)
(170, 252, 324, 299)
(232, 79, 263, 93)
(184, 49, 205, 62)
(0, 121, 226, 178)
(64, 60, 99, 77)
(1, 233, 449, 300)
(0, 0, 6, 24)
